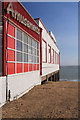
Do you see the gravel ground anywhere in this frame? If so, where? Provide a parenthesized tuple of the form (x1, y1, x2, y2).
(2, 81, 78, 119)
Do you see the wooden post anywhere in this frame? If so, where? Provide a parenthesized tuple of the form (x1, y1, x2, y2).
(56, 73, 57, 81)
(58, 72, 59, 81)
(51, 74, 52, 81)
(47, 75, 48, 82)
(53, 75, 54, 81)
(55, 74, 56, 81)
(54, 74, 55, 81)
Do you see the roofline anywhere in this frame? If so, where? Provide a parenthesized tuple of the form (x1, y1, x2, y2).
(34, 18, 59, 50)
(17, 0, 41, 29)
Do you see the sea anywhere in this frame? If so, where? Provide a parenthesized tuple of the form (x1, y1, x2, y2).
(60, 66, 79, 82)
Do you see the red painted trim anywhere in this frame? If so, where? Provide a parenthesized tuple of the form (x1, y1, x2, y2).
(56, 52, 57, 64)
(59, 52, 60, 68)
(42, 38, 47, 63)
(40, 28, 42, 75)
(57, 53, 58, 64)
(55, 51, 56, 64)
(58, 54, 59, 64)
(48, 44, 51, 63)
(52, 48, 54, 64)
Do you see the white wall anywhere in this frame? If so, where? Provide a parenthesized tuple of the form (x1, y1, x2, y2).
(7, 71, 41, 101)
(42, 63, 59, 77)
(0, 77, 6, 107)
(0, 71, 41, 106)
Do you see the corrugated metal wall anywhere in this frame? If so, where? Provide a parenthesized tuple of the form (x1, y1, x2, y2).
(0, 1, 2, 76)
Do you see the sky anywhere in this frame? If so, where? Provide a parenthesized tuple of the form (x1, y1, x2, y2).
(22, 2, 78, 66)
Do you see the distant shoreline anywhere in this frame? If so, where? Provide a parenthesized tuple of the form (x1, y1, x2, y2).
(60, 79, 79, 82)
(60, 65, 78, 67)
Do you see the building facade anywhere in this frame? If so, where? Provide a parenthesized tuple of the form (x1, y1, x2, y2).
(35, 18, 60, 82)
(0, 2, 60, 107)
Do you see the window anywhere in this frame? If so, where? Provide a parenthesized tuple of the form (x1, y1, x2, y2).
(55, 51, 56, 64)
(56, 53, 57, 64)
(17, 52, 22, 62)
(7, 23, 40, 75)
(33, 56, 36, 63)
(16, 40, 22, 51)
(24, 44, 28, 53)
(48, 45, 51, 63)
(51, 49, 54, 64)
(42, 40, 47, 63)
(24, 34, 28, 44)
(24, 53, 28, 62)
(17, 29, 22, 40)
(28, 36, 32, 46)
(32, 39, 36, 48)
(32, 48, 36, 55)
(54, 51, 55, 64)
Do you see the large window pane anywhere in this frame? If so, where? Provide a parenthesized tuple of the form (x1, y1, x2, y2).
(24, 53, 28, 62)
(48, 45, 51, 63)
(33, 56, 36, 63)
(35, 42, 37, 49)
(24, 44, 28, 53)
(17, 52, 22, 62)
(24, 34, 28, 44)
(32, 39, 36, 48)
(32, 48, 36, 55)
(28, 36, 32, 46)
(28, 46, 32, 54)
(16, 40, 22, 51)
(17, 29, 22, 40)
(28, 55, 32, 63)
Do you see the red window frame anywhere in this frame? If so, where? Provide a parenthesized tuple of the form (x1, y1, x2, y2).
(48, 44, 51, 63)
(52, 48, 54, 64)
(42, 39, 47, 63)
(55, 51, 56, 64)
